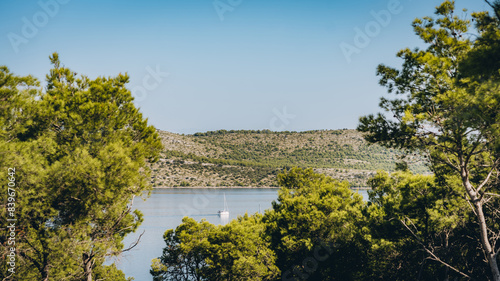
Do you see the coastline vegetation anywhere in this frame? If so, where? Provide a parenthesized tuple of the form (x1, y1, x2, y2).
(152, 1, 500, 280)
(151, 129, 428, 188)
(1, 0, 500, 280)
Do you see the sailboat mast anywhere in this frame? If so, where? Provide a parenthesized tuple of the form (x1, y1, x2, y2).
(223, 193, 228, 211)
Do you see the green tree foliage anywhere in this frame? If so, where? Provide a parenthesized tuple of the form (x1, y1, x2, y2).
(152, 168, 377, 281)
(460, 0, 500, 81)
(151, 217, 214, 281)
(0, 66, 39, 141)
(263, 168, 374, 281)
(0, 54, 162, 280)
(203, 214, 279, 280)
(367, 171, 487, 280)
(151, 215, 279, 281)
(153, 167, 495, 280)
(358, 1, 500, 279)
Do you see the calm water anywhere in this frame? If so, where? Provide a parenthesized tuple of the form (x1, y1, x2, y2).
(112, 188, 368, 280)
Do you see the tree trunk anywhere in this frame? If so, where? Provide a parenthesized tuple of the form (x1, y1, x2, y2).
(83, 253, 93, 281)
(470, 186, 500, 281)
(478, 203, 500, 281)
(41, 271, 49, 281)
(488, 254, 500, 281)
(460, 163, 500, 281)
(41, 249, 50, 281)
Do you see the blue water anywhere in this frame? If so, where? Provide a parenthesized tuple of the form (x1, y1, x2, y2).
(112, 188, 368, 280)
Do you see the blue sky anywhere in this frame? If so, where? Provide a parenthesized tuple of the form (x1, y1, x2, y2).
(0, 0, 491, 134)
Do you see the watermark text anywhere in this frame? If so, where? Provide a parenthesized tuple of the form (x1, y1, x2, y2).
(8, 0, 71, 53)
(6, 168, 17, 276)
(339, 0, 405, 63)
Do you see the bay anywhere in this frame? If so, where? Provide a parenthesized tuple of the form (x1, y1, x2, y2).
(113, 188, 369, 280)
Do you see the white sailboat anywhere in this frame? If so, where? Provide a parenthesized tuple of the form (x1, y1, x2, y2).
(218, 193, 229, 216)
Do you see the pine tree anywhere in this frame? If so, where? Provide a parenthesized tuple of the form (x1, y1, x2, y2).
(358, 1, 500, 279)
(0, 53, 162, 280)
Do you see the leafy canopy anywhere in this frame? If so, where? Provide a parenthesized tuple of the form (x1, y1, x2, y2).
(0, 53, 162, 281)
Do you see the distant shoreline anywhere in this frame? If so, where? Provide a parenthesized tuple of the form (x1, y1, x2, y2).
(153, 186, 279, 189)
(152, 186, 371, 190)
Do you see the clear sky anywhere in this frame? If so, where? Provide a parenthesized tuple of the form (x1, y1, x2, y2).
(0, 0, 491, 134)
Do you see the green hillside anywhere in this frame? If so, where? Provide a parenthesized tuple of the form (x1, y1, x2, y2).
(150, 129, 429, 187)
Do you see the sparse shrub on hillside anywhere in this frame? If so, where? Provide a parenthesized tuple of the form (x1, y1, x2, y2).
(152, 129, 429, 187)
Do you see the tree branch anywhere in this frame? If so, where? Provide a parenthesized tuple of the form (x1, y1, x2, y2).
(400, 217, 472, 279)
(477, 159, 500, 193)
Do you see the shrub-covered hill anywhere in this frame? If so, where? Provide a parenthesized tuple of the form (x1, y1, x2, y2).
(149, 129, 429, 187)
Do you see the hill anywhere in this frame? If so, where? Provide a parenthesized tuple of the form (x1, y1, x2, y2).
(149, 129, 429, 188)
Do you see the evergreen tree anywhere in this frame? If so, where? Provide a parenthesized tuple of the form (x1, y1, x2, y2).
(264, 168, 373, 280)
(151, 215, 278, 281)
(0, 53, 162, 280)
(358, 1, 500, 279)
(367, 171, 484, 279)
